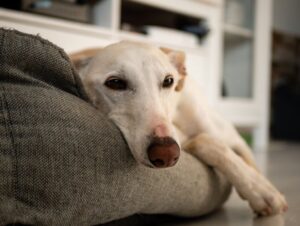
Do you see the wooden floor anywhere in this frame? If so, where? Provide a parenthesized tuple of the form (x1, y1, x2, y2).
(166, 141, 300, 226)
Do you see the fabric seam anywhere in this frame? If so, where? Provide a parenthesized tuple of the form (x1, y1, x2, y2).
(0, 86, 19, 214)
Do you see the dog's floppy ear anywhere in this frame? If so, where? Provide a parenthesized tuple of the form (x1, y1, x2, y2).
(69, 47, 102, 72)
(160, 47, 187, 91)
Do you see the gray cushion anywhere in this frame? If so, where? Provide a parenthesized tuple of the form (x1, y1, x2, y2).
(0, 28, 231, 226)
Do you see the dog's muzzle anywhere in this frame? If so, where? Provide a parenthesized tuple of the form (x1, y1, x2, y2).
(147, 137, 180, 168)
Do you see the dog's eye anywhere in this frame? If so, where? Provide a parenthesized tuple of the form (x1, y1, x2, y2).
(162, 75, 174, 88)
(104, 77, 128, 91)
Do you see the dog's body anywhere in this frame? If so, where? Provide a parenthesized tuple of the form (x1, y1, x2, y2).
(70, 41, 287, 216)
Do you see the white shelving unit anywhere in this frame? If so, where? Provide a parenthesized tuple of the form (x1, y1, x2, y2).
(0, 0, 273, 151)
(0, 0, 221, 98)
(216, 0, 273, 151)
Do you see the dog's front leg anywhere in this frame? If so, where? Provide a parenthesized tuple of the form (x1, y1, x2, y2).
(183, 133, 288, 216)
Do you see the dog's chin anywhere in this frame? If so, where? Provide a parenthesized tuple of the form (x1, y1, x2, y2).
(134, 156, 154, 168)
(132, 153, 155, 168)
(139, 161, 155, 168)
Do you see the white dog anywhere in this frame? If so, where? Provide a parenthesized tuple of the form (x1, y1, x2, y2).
(70, 41, 288, 216)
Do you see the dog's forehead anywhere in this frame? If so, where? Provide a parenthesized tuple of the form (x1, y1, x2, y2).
(94, 42, 175, 72)
(105, 41, 161, 56)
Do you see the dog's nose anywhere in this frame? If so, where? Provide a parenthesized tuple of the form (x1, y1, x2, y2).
(147, 137, 180, 168)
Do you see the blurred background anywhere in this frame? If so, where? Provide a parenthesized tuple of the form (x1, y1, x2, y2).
(0, 0, 299, 151)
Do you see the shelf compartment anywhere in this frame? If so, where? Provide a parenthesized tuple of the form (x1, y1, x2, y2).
(120, 0, 209, 48)
(126, 0, 215, 18)
(224, 0, 255, 30)
(222, 35, 254, 98)
(223, 23, 253, 39)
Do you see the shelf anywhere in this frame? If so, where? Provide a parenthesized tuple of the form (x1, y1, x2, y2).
(0, 8, 206, 54)
(118, 30, 206, 54)
(0, 8, 114, 38)
(223, 23, 253, 39)
(213, 99, 260, 128)
(188, 0, 222, 6)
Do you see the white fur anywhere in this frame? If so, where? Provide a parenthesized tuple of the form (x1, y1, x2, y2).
(81, 42, 180, 167)
(79, 41, 287, 216)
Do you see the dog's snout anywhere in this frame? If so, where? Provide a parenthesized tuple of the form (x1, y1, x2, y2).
(154, 124, 168, 137)
(147, 137, 180, 168)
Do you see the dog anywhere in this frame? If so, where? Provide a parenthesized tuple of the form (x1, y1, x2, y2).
(69, 41, 288, 216)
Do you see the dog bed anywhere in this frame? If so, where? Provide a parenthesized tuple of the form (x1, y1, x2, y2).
(0, 28, 231, 226)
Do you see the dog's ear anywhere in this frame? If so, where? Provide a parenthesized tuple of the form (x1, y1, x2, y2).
(69, 47, 102, 72)
(160, 47, 187, 91)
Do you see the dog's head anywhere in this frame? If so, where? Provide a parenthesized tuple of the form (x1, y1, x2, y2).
(72, 41, 187, 168)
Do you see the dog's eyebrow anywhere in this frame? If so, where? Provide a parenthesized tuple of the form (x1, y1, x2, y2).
(165, 73, 174, 77)
(105, 70, 126, 78)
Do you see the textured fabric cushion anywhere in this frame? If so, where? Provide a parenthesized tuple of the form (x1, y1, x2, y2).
(0, 28, 231, 226)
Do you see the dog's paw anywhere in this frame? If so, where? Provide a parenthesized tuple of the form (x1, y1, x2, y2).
(238, 170, 288, 216)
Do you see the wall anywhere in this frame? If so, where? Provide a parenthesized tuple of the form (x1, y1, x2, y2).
(273, 0, 300, 35)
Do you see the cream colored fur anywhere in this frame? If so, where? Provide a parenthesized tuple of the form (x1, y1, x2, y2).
(70, 41, 287, 216)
